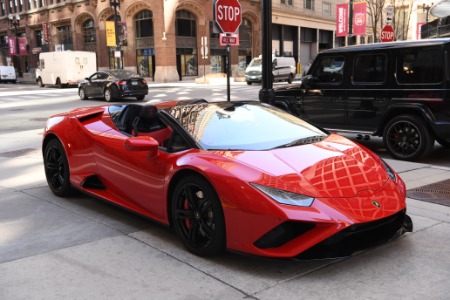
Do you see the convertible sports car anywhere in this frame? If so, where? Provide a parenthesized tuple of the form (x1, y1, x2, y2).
(42, 100, 412, 259)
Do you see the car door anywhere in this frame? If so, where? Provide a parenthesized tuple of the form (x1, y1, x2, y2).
(299, 55, 347, 129)
(83, 72, 102, 97)
(346, 53, 390, 132)
(93, 128, 170, 220)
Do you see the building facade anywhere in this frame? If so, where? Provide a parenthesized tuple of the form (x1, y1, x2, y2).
(0, 0, 342, 82)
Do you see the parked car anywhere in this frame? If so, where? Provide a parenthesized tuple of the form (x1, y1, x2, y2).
(274, 38, 450, 161)
(78, 69, 148, 101)
(245, 55, 296, 85)
(0, 66, 17, 83)
(42, 100, 412, 259)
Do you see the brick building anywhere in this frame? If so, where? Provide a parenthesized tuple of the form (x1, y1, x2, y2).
(0, 0, 341, 83)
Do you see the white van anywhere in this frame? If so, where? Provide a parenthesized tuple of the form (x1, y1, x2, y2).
(245, 55, 296, 85)
(36, 51, 97, 88)
(0, 66, 17, 83)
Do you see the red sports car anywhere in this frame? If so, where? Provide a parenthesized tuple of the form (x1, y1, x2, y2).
(42, 100, 412, 258)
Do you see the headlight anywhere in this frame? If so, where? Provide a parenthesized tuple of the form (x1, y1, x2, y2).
(250, 183, 314, 207)
(381, 159, 396, 182)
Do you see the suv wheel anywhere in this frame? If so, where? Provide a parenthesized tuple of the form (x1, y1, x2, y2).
(287, 74, 294, 84)
(383, 114, 434, 161)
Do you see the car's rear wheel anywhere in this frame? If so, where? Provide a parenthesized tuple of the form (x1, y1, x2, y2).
(37, 77, 44, 87)
(136, 95, 145, 101)
(79, 88, 88, 100)
(383, 114, 434, 161)
(287, 74, 294, 84)
(104, 88, 114, 102)
(56, 78, 62, 89)
(171, 175, 226, 256)
(247, 82, 252, 85)
(44, 139, 75, 197)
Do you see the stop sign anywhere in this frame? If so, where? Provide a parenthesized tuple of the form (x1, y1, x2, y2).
(215, 0, 242, 34)
(380, 25, 395, 43)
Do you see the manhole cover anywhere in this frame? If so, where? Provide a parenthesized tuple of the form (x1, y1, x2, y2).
(0, 148, 41, 158)
(407, 179, 450, 207)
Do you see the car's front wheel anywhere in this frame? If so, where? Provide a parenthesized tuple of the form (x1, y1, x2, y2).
(136, 95, 145, 101)
(37, 77, 44, 87)
(44, 139, 75, 197)
(79, 88, 88, 100)
(247, 81, 252, 85)
(171, 175, 226, 256)
(383, 114, 434, 161)
(287, 74, 294, 84)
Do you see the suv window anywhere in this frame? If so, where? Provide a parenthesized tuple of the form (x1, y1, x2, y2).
(311, 56, 344, 83)
(353, 54, 387, 84)
(396, 46, 444, 84)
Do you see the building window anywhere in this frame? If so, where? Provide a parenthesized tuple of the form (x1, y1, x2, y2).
(57, 25, 73, 50)
(135, 10, 153, 38)
(305, 0, 314, 10)
(83, 19, 96, 44)
(281, 0, 293, 4)
(35, 30, 43, 47)
(322, 2, 331, 14)
(176, 10, 196, 37)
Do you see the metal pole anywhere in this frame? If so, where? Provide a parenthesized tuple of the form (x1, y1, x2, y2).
(111, 0, 121, 69)
(9, 14, 22, 77)
(227, 43, 231, 102)
(259, 0, 275, 104)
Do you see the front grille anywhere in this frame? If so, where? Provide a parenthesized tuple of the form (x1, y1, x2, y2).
(295, 210, 408, 260)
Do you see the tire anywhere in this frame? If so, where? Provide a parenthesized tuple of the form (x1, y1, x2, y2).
(43, 139, 75, 197)
(56, 78, 62, 89)
(287, 74, 294, 84)
(171, 175, 226, 257)
(247, 81, 252, 85)
(37, 77, 44, 87)
(136, 95, 145, 101)
(104, 88, 114, 102)
(383, 114, 434, 161)
(79, 88, 88, 100)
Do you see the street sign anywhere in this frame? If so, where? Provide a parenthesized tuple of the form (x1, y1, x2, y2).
(380, 25, 395, 42)
(219, 33, 239, 46)
(386, 5, 394, 25)
(214, 0, 242, 33)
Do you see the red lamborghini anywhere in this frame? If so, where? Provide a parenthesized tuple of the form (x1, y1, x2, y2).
(42, 100, 412, 259)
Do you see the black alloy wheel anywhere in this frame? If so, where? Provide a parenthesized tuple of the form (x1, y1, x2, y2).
(171, 175, 226, 256)
(44, 139, 75, 197)
(383, 114, 434, 161)
(136, 95, 145, 101)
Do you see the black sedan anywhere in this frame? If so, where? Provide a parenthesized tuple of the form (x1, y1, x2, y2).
(78, 70, 149, 102)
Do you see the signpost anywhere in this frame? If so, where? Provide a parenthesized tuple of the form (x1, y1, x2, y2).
(214, 0, 242, 101)
(380, 25, 395, 42)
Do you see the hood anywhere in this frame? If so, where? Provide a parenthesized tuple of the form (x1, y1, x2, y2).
(231, 134, 388, 198)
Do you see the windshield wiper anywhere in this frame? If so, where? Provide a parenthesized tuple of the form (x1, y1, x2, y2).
(272, 135, 326, 149)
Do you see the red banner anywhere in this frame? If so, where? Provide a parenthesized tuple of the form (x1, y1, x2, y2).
(336, 4, 348, 37)
(353, 2, 367, 35)
(7, 37, 27, 56)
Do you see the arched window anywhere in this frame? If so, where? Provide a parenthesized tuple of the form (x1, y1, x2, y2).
(135, 10, 153, 37)
(176, 10, 196, 37)
(83, 19, 96, 44)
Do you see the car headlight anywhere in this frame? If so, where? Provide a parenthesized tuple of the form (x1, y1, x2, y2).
(250, 183, 314, 207)
(381, 159, 396, 182)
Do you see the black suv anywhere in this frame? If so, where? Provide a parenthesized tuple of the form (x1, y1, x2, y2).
(274, 39, 450, 161)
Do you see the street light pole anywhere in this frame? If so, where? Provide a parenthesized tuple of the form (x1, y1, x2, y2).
(8, 13, 22, 78)
(110, 0, 121, 69)
(423, 3, 433, 38)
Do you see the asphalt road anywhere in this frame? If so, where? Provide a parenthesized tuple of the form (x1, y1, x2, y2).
(1, 82, 450, 299)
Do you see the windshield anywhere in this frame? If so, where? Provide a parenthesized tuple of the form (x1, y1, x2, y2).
(166, 102, 327, 150)
(248, 58, 262, 67)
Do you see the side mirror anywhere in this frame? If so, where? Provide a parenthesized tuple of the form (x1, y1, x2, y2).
(301, 75, 313, 88)
(124, 136, 159, 159)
